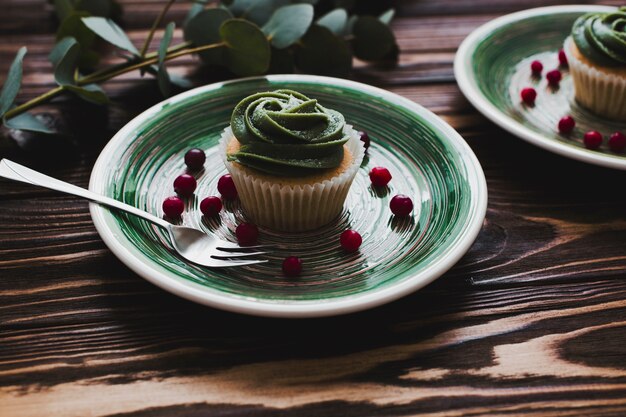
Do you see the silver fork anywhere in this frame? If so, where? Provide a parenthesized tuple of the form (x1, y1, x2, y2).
(0, 159, 268, 267)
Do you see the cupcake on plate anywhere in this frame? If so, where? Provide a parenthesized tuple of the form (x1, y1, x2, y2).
(220, 89, 365, 232)
(564, 7, 626, 121)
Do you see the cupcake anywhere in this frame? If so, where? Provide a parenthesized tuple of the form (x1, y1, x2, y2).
(564, 7, 626, 121)
(220, 89, 365, 232)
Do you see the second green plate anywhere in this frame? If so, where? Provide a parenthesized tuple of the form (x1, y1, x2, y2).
(455, 5, 626, 170)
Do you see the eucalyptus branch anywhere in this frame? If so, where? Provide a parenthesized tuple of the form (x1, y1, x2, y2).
(80, 42, 224, 84)
(3, 41, 224, 122)
(0, 0, 398, 143)
(3, 87, 65, 120)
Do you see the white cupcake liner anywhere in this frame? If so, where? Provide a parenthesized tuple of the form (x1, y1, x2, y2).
(219, 125, 365, 232)
(564, 37, 626, 121)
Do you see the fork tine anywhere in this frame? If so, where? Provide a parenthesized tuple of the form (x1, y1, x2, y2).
(208, 257, 268, 267)
(213, 250, 267, 258)
(215, 241, 268, 251)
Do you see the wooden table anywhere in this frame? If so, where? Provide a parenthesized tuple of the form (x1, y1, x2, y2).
(2, 1, 626, 415)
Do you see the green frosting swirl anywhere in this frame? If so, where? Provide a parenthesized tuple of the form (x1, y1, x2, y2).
(227, 89, 350, 176)
(572, 7, 626, 67)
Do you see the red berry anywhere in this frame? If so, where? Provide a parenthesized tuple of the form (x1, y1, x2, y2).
(282, 256, 302, 277)
(369, 166, 392, 187)
(200, 196, 222, 217)
(162, 196, 184, 218)
(546, 69, 562, 85)
(390, 194, 413, 216)
(184, 148, 206, 170)
(609, 131, 626, 153)
(236, 222, 258, 246)
(531, 60, 543, 75)
(173, 174, 197, 197)
(558, 116, 576, 134)
(359, 131, 370, 150)
(520, 87, 537, 105)
(340, 230, 362, 252)
(583, 131, 603, 150)
(217, 174, 238, 200)
(558, 49, 568, 67)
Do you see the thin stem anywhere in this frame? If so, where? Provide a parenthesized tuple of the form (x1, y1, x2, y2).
(3, 86, 65, 120)
(79, 41, 193, 85)
(81, 42, 225, 85)
(139, 0, 177, 58)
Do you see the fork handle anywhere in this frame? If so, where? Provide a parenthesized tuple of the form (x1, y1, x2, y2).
(0, 159, 170, 229)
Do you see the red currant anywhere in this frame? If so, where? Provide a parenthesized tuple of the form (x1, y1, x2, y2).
(583, 131, 603, 150)
(530, 60, 543, 75)
(359, 131, 370, 150)
(609, 131, 626, 153)
(184, 148, 206, 170)
(558, 49, 568, 67)
(236, 222, 258, 246)
(282, 256, 303, 277)
(173, 174, 197, 197)
(340, 230, 362, 252)
(558, 116, 575, 134)
(218, 174, 238, 200)
(200, 196, 222, 217)
(162, 196, 184, 218)
(390, 194, 413, 216)
(520, 88, 537, 105)
(546, 69, 562, 86)
(369, 167, 392, 187)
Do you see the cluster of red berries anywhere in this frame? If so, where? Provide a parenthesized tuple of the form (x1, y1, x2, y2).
(557, 115, 626, 151)
(520, 49, 569, 106)
(368, 167, 414, 216)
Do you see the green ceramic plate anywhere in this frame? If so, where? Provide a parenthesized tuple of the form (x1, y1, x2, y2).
(89, 75, 487, 318)
(455, 5, 626, 170)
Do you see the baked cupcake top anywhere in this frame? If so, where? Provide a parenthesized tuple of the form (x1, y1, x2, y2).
(572, 6, 626, 67)
(227, 89, 350, 176)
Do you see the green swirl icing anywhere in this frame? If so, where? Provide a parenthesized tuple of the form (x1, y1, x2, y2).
(572, 7, 626, 67)
(227, 89, 350, 176)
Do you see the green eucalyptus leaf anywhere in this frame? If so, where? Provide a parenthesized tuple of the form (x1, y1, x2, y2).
(65, 84, 109, 104)
(295, 25, 351, 77)
(316, 8, 347, 35)
(268, 46, 294, 73)
(227, 0, 253, 16)
(184, 8, 231, 65)
(262, 4, 314, 49)
(0, 47, 27, 118)
(77, 0, 111, 17)
(57, 11, 100, 69)
(169, 73, 193, 89)
(49, 37, 80, 86)
(184, 1, 207, 25)
(3, 113, 56, 134)
(352, 16, 395, 61)
(379, 8, 395, 25)
(81, 16, 139, 55)
(157, 22, 175, 97)
(54, 0, 74, 20)
(344, 15, 356, 35)
(220, 19, 270, 76)
(158, 22, 175, 66)
(228, 0, 290, 26)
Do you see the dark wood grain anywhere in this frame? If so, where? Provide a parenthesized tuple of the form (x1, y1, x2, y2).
(2, 1, 626, 416)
